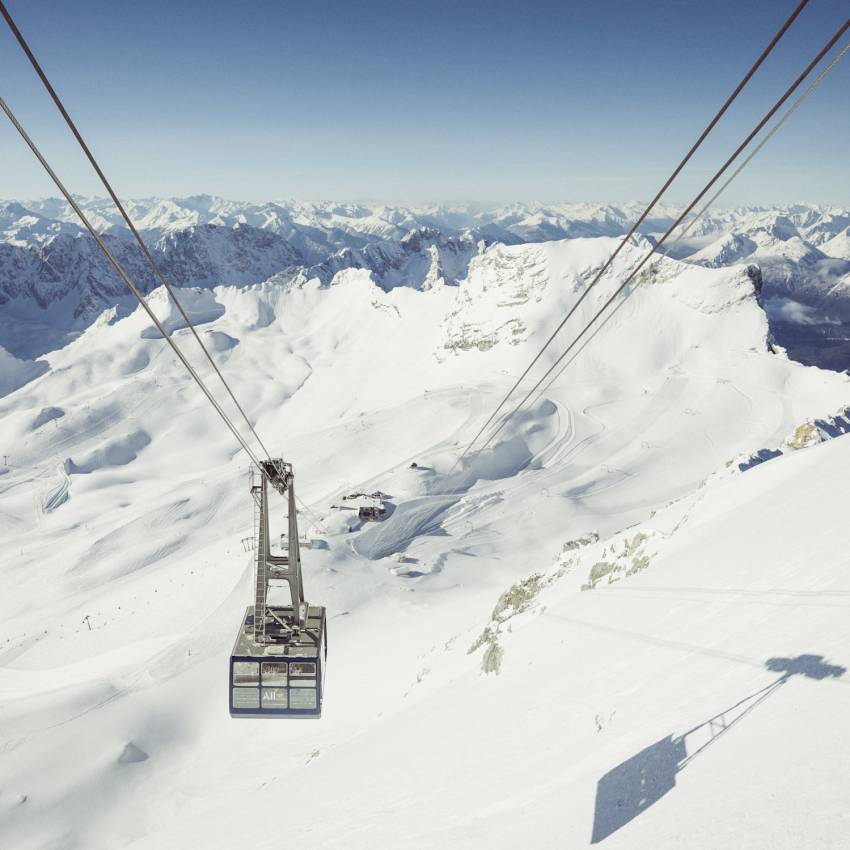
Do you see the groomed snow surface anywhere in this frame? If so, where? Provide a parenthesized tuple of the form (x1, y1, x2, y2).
(1, 236, 850, 849)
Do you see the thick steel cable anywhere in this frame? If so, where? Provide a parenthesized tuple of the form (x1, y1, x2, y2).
(0, 96, 264, 470)
(295, 494, 331, 536)
(527, 284, 632, 411)
(527, 40, 850, 410)
(668, 41, 850, 254)
(451, 0, 812, 469)
(471, 19, 850, 461)
(0, 0, 273, 463)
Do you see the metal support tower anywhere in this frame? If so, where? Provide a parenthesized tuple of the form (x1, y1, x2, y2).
(251, 460, 307, 644)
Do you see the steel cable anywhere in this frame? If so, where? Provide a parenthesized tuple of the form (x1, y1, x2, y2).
(451, 0, 813, 468)
(0, 97, 265, 470)
(0, 0, 274, 463)
(471, 18, 850, 460)
(527, 39, 850, 411)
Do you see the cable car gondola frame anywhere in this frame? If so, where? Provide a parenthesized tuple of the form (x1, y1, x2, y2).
(229, 460, 327, 718)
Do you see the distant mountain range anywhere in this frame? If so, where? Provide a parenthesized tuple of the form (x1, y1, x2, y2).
(1, 197, 849, 367)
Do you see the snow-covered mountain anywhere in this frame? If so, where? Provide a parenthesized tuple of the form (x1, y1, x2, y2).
(3, 197, 850, 372)
(2, 228, 850, 848)
(280, 226, 481, 291)
(0, 220, 302, 303)
(686, 213, 850, 309)
(3, 196, 849, 300)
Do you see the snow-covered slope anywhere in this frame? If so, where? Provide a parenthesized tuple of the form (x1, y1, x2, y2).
(820, 226, 850, 262)
(102, 429, 850, 850)
(1, 234, 849, 848)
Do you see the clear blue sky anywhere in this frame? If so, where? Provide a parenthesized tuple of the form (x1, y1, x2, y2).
(0, 0, 847, 205)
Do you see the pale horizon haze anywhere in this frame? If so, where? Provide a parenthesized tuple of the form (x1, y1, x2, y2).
(0, 0, 847, 206)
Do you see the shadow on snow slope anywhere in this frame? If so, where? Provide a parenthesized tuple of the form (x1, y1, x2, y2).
(590, 654, 846, 844)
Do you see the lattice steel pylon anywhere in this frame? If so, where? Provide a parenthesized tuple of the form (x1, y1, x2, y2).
(251, 460, 307, 644)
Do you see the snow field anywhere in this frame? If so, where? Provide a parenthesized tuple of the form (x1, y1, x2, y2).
(1, 236, 849, 848)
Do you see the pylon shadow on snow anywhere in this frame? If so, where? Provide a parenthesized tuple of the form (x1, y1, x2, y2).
(590, 655, 846, 844)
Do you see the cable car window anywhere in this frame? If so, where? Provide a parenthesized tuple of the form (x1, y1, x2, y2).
(289, 662, 316, 687)
(232, 688, 260, 709)
(233, 661, 259, 686)
(262, 688, 288, 708)
(261, 662, 288, 686)
(289, 688, 317, 710)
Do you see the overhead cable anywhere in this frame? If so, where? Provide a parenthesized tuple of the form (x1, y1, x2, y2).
(0, 0, 273, 462)
(668, 41, 850, 254)
(527, 39, 850, 410)
(0, 96, 265, 470)
(471, 18, 850, 460)
(450, 0, 813, 470)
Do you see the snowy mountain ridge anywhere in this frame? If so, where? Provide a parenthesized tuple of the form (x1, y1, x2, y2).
(2, 196, 850, 368)
(6, 196, 850, 254)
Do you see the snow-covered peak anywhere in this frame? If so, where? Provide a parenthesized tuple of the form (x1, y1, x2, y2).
(2, 196, 850, 364)
(820, 226, 850, 261)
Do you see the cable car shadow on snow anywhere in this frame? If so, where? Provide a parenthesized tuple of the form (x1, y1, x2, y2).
(590, 654, 846, 844)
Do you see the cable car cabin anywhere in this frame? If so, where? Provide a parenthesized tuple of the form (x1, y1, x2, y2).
(230, 459, 328, 718)
(230, 604, 327, 717)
